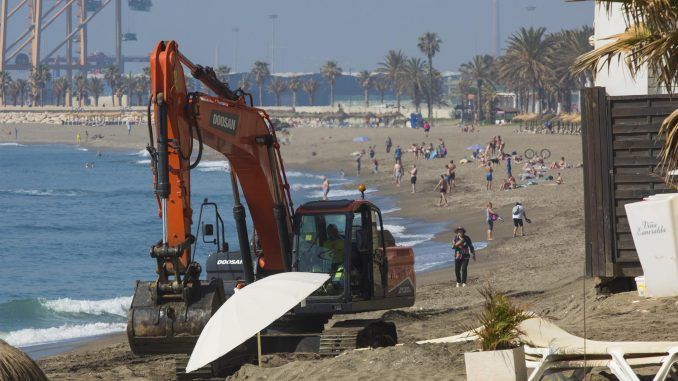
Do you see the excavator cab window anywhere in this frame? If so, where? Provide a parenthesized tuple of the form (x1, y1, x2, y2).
(296, 214, 348, 297)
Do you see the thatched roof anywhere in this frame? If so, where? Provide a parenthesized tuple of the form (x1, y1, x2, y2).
(0, 339, 48, 381)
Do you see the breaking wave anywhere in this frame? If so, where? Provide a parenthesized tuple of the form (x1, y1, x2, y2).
(2, 322, 127, 347)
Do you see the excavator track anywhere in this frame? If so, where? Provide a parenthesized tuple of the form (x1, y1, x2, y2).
(319, 319, 397, 356)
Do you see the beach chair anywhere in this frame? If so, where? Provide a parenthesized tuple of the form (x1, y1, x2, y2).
(520, 317, 678, 381)
(416, 317, 678, 381)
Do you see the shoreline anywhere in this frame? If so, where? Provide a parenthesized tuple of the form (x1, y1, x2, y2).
(8, 121, 676, 380)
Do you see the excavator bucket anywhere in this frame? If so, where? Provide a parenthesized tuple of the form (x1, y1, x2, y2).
(127, 279, 225, 355)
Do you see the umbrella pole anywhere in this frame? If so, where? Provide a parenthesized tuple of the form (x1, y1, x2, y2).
(257, 332, 262, 367)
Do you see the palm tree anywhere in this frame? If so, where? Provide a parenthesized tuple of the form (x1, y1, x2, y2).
(404, 58, 427, 112)
(52, 77, 69, 106)
(122, 73, 136, 106)
(74, 74, 88, 107)
(418, 32, 442, 119)
(0, 71, 11, 106)
(88, 77, 104, 106)
(302, 78, 319, 106)
(549, 26, 593, 113)
(29, 64, 51, 106)
(571, 1, 678, 184)
(460, 54, 495, 121)
(356, 70, 372, 107)
(497, 27, 553, 113)
(237, 74, 249, 91)
(103, 66, 120, 106)
(288, 76, 301, 109)
(134, 76, 147, 106)
(373, 77, 389, 105)
(250, 61, 270, 106)
(7, 79, 23, 106)
(215, 65, 231, 84)
(267, 77, 287, 106)
(378, 50, 407, 111)
(320, 60, 342, 106)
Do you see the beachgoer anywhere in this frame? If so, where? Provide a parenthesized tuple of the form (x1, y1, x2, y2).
(423, 120, 431, 137)
(126, 121, 132, 135)
(448, 160, 456, 189)
(452, 226, 476, 287)
(14, 128, 17, 140)
(356, 152, 363, 176)
(394, 162, 403, 187)
(511, 202, 531, 237)
(369, 146, 375, 159)
(322, 176, 330, 200)
(85, 130, 89, 142)
(373, 158, 379, 173)
(394, 145, 402, 164)
(556, 172, 563, 185)
(385, 136, 392, 153)
(76, 132, 81, 144)
(410, 164, 417, 194)
(485, 163, 493, 191)
(507, 156, 512, 178)
(434, 174, 448, 207)
(340, 169, 345, 178)
(485, 202, 503, 241)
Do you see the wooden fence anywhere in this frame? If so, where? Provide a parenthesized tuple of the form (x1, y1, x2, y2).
(581, 87, 675, 279)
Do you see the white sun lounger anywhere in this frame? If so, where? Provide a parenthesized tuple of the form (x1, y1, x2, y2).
(417, 317, 678, 381)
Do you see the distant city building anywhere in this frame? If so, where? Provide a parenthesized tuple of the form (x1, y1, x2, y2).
(592, 3, 667, 96)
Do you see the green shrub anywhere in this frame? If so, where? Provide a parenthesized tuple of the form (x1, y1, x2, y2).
(472, 286, 531, 351)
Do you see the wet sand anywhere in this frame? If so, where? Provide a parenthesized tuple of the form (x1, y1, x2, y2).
(5, 122, 677, 380)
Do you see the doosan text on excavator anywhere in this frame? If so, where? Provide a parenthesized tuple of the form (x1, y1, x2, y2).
(126, 40, 417, 379)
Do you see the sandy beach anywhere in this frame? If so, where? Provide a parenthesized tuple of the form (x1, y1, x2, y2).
(4, 122, 677, 380)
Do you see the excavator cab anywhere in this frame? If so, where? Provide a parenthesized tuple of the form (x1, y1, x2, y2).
(293, 200, 389, 307)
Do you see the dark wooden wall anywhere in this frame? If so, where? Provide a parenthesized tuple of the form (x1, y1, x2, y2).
(581, 87, 675, 278)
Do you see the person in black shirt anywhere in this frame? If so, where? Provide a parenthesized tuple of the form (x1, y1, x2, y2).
(452, 226, 476, 287)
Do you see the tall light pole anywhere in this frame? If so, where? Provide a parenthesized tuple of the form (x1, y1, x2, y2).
(491, 0, 500, 56)
(232, 27, 239, 73)
(269, 14, 278, 72)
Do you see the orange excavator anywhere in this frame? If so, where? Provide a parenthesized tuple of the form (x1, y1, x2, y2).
(127, 41, 416, 378)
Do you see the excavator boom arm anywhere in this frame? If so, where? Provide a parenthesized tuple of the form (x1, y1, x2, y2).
(149, 40, 294, 275)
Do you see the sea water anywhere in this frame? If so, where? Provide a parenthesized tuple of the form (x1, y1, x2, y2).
(0, 144, 458, 350)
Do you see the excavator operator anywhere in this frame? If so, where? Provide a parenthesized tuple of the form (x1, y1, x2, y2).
(323, 224, 345, 269)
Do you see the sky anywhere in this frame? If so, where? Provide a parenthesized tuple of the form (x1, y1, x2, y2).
(8, 0, 594, 74)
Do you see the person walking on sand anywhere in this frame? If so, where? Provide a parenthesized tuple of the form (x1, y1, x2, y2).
(385, 136, 392, 153)
(511, 202, 531, 237)
(485, 202, 503, 241)
(394, 145, 402, 164)
(452, 226, 476, 287)
(373, 158, 379, 173)
(322, 176, 330, 200)
(506, 155, 512, 178)
(434, 174, 448, 207)
(76, 132, 81, 144)
(448, 160, 457, 190)
(14, 128, 17, 140)
(85, 130, 89, 142)
(126, 120, 132, 135)
(485, 163, 493, 191)
(393, 162, 403, 187)
(356, 151, 363, 176)
(410, 164, 418, 193)
(423, 120, 431, 137)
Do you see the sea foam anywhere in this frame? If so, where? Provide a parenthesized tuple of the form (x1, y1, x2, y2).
(0, 142, 24, 147)
(41, 296, 132, 317)
(2, 322, 127, 347)
(196, 160, 230, 173)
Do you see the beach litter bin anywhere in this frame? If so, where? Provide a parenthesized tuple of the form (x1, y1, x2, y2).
(625, 193, 678, 298)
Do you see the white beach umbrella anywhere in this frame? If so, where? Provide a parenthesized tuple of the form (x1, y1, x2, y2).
(185, 272, 330, 373)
